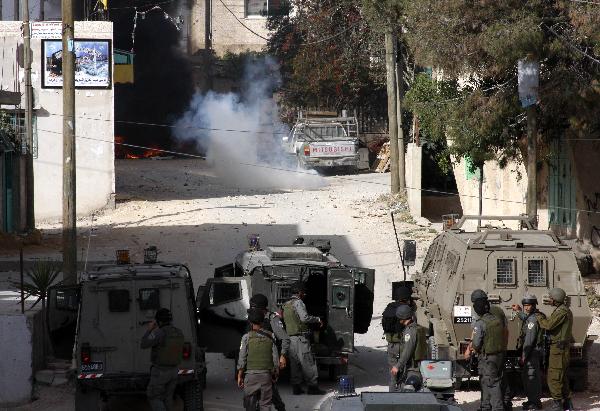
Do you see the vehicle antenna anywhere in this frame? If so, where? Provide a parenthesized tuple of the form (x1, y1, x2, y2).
(390, 211, 407, 282)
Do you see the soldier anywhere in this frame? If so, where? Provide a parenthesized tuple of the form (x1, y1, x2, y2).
(140, 308, 184, 411)
(249, 293, 289, 411)
(383, 286, 415, 391)
(238, 308, 279, 411)
(390, 304, 426, 392)
(511, 293, 543, 410)
(471, 289, 512, 410)
(467, 293, 504, 411)
(537, 288, 574, 411)
(282, 281, 326, 395)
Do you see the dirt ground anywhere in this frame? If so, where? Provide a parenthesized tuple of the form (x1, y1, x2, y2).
(3, 158, 600, 411)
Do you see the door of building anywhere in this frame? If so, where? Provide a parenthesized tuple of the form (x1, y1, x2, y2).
(548, 139, 576, 235)
(2, 151, 14, 232)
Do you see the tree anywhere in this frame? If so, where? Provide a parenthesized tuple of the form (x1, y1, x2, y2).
(402, 0, 600, 217)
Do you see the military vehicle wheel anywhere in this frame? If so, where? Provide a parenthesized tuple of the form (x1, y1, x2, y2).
(75, 384, 105, 411)
(183, 379, 204, 411)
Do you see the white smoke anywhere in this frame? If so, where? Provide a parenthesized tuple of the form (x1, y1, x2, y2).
(174, 57, 325, 190)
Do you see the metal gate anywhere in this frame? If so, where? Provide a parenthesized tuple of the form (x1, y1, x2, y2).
(548, 139, 576, 234)
(1, 151, 14, 232)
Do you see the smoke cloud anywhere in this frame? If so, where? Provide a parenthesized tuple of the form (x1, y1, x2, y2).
(174, 57, 325, 190)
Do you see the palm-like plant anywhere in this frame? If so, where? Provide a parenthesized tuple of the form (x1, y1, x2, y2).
(12, 260, 61, 313)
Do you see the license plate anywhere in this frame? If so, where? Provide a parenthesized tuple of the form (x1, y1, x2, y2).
(81, 362, 104, 372)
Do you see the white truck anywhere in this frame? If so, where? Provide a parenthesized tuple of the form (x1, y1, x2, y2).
(283, 112, 368, 171)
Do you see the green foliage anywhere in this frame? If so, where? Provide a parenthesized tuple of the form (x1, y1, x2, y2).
(12, 260, 61, 311)
(0, 110, 18, 148)
(266, 0, 387, 111)
(220, 51, 267, 81)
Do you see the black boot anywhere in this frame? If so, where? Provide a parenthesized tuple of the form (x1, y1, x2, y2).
(307, 385, 326, 395)
(292, 385, 304, 395)
(549, 400, 563, 411)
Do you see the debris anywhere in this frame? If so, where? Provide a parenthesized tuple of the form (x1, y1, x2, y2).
(373, 142, 390, 173)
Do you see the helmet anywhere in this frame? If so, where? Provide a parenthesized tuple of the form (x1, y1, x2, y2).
(549, 288, 566, 303)
(396, 304, 413, 320)
(471, 289, 488, 302)
(404, 373, 423, 392)
(394, 286, 412, 302)
(250, 293, 269, 309)
(290, 281, 306, 294)
(247, 308, 265, 325)
(155, 308, 172, 323)
(521, 293, 538, 305)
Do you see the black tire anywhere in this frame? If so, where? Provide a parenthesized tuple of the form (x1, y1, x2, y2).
(183, 379, 204, 411)
(75, 384, 104, 411)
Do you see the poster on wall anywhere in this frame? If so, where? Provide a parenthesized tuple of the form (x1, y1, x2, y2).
(41, 39, 112, 89)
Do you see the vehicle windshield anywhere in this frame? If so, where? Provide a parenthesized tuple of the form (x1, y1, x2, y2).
(296, 124, 347, 141)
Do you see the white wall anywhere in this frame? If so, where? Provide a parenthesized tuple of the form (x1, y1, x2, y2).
(0, 21, 115, 221)
(452, 156, 549, 231)
(405, 143, 422, 217)
(0, 314, 32, 406)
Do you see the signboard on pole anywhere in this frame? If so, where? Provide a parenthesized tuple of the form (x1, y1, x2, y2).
(518, 59, 539, 108)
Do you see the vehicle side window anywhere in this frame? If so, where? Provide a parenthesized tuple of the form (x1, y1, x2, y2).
(422, 239, 438, 271)
(210, 282, 241, 305)
(276, 283, 293, 307)
(527, 260, 546, 286)
(331, 285, 350, 308)
(55, 289, 79, 311)
(496, 259, 516, 285)
(109, 289, 130, 312)
(139, 288, 160, 310)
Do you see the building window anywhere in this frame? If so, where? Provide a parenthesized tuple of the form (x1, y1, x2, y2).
(1, 111, 37, 158)
(527, 260, 546, 286)
(496, 259, 515, 285)
(246, 0, 285, 17)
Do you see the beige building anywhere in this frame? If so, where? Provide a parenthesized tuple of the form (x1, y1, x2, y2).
(190, 0, 285, 56)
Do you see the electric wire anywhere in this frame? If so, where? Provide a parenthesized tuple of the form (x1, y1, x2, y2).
(216, 0, 269, 41)
(28, 125, 600, 217)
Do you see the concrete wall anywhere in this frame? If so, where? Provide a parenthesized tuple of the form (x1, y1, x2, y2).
(0, 314, 32, 406)
(451, 156, 549, 231)
(405, 143, 422, 217)
(0, 21, 115, 221)
(190, 0, 270, 56)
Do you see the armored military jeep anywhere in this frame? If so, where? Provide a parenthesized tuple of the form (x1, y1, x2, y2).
(196, 237, 375, 379)
(48, 259, 206, 410)
(411, 215, 595, 391)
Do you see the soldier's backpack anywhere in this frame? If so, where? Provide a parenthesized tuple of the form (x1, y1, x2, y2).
(382, 302, 401, 336)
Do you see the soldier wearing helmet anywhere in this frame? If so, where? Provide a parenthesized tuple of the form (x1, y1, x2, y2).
(470, 289, 511, 410)
(141, 308, 184, 411)
(249, 293, 289, 411)
(383, 286, 416, 391)
(467, 290, 505, 411)
(282, 281, 325, 395)
(512, 293, 545, 410)
(390, 305, 427, 392)
(537, 288, 574, 411)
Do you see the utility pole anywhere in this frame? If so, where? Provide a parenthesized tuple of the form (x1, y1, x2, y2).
(526, 105, 537, 228)
(395, 37, 406, 193)
(477, 166, 483, 232)
(385, 28, 399, 194)
(23, 0, 35, 232)
(62, 0, 77, 284)
(204, 0, 213, 90)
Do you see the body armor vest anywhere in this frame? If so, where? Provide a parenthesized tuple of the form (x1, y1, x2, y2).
(154, 325, 184, 367)
(282, 299, 308, 336)
(246, 331, 274, 371)
(481, 313, 503, 355)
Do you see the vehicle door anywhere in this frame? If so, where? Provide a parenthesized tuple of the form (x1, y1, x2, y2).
(350, 267, 375, 334)
(47, 284, 80, 358)
(327, 268, 354, 352)
(197, 277, 250, 356)
(133, 278, 189, 373)
(78, 280, 136, 375)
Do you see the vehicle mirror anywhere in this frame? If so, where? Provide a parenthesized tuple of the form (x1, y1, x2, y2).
(402, 240, 417, 267)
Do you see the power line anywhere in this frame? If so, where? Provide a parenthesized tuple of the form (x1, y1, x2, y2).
(32, 125, 600, 217)
(542, 23, 600, 66)
(568, 0, 600, 5)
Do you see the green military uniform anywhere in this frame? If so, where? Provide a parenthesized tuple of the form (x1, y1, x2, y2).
(282, 296, 320, 389)
(517, 310, 543, 409)
(238, 329, 279, 411)
(472, 312, 504, 411)
(393, 322, 427, 391)
(538, 301, 573, 406)
(141, 324, 184, 411)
